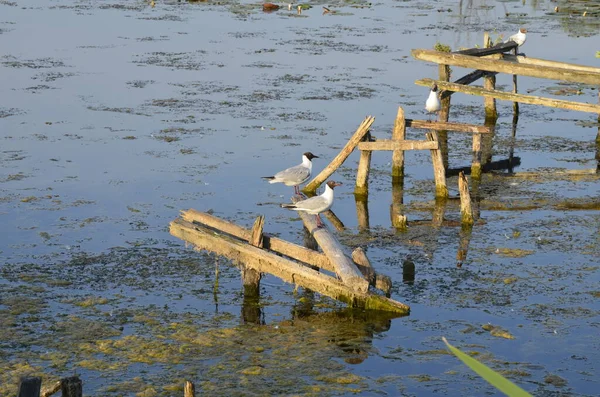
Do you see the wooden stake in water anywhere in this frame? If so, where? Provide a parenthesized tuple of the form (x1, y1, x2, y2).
(483, 32, 498, 121)
(392, 106, 406, 178)
(426, 131, 448, 198)
(355, 131, 372, 197)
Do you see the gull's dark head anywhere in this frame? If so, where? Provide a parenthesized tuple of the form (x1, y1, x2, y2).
(431, 83, 438, 92)
(520, 28, 527, 34)
(326, 180, 343, 189)
(304, 152, 319, 160)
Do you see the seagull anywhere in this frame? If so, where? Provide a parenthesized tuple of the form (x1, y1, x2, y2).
(262, 152, 319, 195)
(506, 28, 527, 47)
(425, 83, 441, 121)
(281, 180, 342, 228)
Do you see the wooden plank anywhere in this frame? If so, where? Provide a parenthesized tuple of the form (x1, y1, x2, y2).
(391, 106, 406, 178)
(405, 119, 491, 133)
(290, 197, 369, 293)
(415, 78, 600, 114)
(304, 116, 374, 193)
(170, 219, 410, 314)
(358, 140, 437, 151)
(412, 49, 600, 85)
(181, 209, 331, 269)
(493, 54, 600, 74)
(454, 41, 518, 57)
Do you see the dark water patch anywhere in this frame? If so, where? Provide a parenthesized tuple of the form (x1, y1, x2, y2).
(126, 79, 155, 88)
(133, 50, 206, 70)
(138, 14, 187, 22)
(1, 55, 66, 69)
(87, 105, 150, 116)
(0, 107, 23, 118)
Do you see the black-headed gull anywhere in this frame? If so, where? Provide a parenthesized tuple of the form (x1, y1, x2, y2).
(506, 28, 527, 47)
(281, 180, 342, 228)
(262, 152, 319, 195)
(425, 83, 441, 121)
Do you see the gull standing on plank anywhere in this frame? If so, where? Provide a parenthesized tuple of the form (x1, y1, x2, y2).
(425, 83, 441, 121)
(505, 28, 527, 47)
(262, 152, 319, 195)
(281, 180, 342, 228)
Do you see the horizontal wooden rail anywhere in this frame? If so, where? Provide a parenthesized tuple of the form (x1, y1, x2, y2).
(486, 54, 600, 74)
(358, 140, 437, 151)
(415, 78, 600, 114)
(412, 49, 600, 85)
(405, 119, 492, 133)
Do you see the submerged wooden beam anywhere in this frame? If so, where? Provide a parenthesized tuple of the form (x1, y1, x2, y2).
(415, 78, 600, 114)
(304, 115, 375, 193)
(358, 140, 437, 151)
(405, 119, 491, 133)
(412, 49, 600, 85)
(170, 219, 410, 314)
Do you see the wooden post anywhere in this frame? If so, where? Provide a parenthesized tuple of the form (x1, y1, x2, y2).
(18, 377, 41, 397)
(60, 376, 82, 397)
(354, 132, 372, 197)
(392, 106, 406, 178)
(355, 194, 370, 231)
(184, 381, 196, 397)
(243, 216, 264, 294)
(390, 176, 406, 230)
(458, 171, 474, 226)
(402, 259, 415, 285)
(483, 33, 498, 121)
(305, 116, 374, 193)
(513, 47, 519, 115)
(471, 133, 482, 179)
(597, 89, 600, 173)
(426, 131, 449, 198)
(438, 64, 451, 169)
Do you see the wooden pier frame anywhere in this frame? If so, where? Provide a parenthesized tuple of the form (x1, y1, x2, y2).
(171, 210, 406, 313)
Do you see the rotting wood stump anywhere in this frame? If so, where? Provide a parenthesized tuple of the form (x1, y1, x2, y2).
(171, 209, 408, 314)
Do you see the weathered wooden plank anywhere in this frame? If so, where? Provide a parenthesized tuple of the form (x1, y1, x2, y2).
(358, 140, 438, 151)
(290, 196, 369, 294)
(405, 119, 491, 133)
(304, 116, 374, 193)
(491, 54, 600, 74)
(412, 49, 600, 85)
(415, 78, 600, 114)
(454, 41, 518, 57)
(170, 219, 410, 314)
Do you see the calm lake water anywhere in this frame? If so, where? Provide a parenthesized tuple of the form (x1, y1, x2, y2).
(1, 0, 599, 395)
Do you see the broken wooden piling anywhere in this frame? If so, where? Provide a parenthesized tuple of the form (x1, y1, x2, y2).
(482, 33, 498, 121)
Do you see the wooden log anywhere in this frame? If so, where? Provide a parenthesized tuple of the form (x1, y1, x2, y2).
(41, 381, 62, 397)
(60, 376, 82, 397)
(170, 219, 410, 313)
(391, 106, 406, 178)
(412, 49, 600, 85)
(184, 381, 195, 397)
(352, 248, 392, 296)
(243, 216, 264, 289)
(358, 140, 438, 151)
(18, 377, 41, 397)
(405, 119, 491, 133)
(321, 210, 345, 231)
(427, 131, 449, 198)
(290, 199, 370, 294)
(458, 171, 474, 225)
(439, 69, 498, 100)
(304, 116, 375, 193)
(354, 131, 372, 197)
(483, 33, 498, 120)
(415, 78, 600, 114)
(495, 54, 600, 74)
(471, 133, 482, 179)
(249, 215, 264, 248)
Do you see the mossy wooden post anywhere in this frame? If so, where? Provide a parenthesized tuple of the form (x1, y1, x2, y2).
(355, 194, 370, 231)
(391, 106, 406, 178)
(244, 216, 264, 296)
(471, 132, 482, 179)
(184, 381, 196, 397)
(483, 32, 498, 121)
(390, 176, 406, 230)
(458, 171, 474, 225)
(355, 131, 372, 197)
(426, 131, 448, 198)
(438, 63, 451, 169)
(60, 376, 82, 397)
(18, 377, 41, 397)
